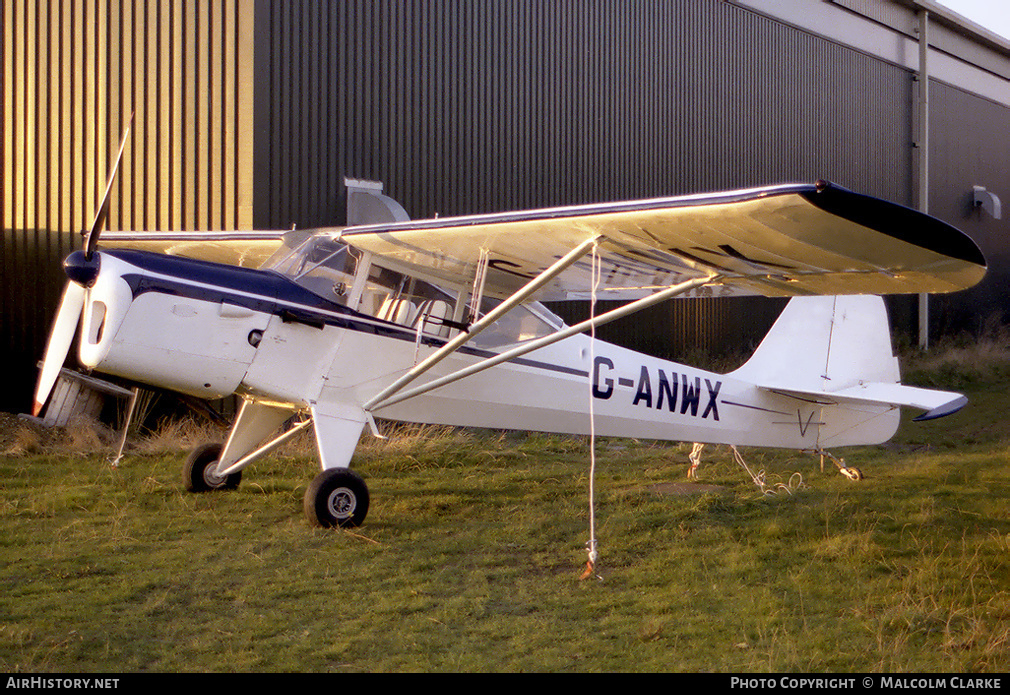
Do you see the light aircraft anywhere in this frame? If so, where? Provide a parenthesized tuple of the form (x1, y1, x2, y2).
(32, 130, 987, 529)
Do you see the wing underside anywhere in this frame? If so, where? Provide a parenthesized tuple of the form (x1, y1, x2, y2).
(340, 182, 986, 301)
(99, 231, 288, 269)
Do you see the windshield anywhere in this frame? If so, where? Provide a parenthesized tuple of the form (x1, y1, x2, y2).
(263, 232, 359, 304)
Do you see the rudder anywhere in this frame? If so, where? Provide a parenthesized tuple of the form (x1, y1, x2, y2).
(730, 295, 900, 394)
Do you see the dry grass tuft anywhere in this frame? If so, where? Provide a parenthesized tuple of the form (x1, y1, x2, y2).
(62, 414, 117, 451)
(358, 422, 470, 453)
(128, 416, 228, 454)
(1, 409, 475, 462)
(0, 413, 113, 456)
(1, 422, 43, 456)
(902, 316, 1010, 388)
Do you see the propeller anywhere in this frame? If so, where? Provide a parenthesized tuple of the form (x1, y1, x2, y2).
(31, 114, 133, 418)
(84, 112, 133, 259)
(32, 282, 87, 416)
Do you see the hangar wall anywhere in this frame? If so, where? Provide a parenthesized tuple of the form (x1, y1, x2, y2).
(928, 81, 1010, 334)
(250, 0, 917, 360)
(253, 0, 916, 226)
(2, 0, 1009, 414)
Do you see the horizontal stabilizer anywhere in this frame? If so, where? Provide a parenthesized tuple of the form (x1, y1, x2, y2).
(765, 382, 968, 422)
(738, 295, 968, 430)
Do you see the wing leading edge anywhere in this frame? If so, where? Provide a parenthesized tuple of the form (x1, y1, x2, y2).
(340, 181, 986, 301)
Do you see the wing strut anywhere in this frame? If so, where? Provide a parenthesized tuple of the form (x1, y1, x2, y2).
(362, 235, 603, 411)
(367, 273, 720, 413)
(467, 248, 491, 324)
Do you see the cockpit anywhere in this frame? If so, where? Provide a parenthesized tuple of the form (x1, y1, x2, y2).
(263, 231, 564, 349)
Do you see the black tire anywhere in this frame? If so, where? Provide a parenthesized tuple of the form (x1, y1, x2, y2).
(183, 442, 242, 492)
(304, 468, 369, 528)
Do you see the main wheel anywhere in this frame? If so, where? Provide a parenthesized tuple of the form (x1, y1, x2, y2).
(304, 468, 369, 528)
(183, 442, 242, 492)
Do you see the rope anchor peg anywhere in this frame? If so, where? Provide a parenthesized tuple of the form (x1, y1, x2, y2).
(581, 540, 602, 581)
(688, 442, 705, 479)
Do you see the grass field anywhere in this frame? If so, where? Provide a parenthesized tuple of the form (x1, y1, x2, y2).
(3, 341, 1010, 672)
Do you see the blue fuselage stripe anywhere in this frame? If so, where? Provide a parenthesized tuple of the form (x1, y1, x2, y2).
(108, 249, 588, 378)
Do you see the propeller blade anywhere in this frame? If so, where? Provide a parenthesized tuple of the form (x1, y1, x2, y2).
(84, 112, 134, 259)
(32, 282, 87, 417)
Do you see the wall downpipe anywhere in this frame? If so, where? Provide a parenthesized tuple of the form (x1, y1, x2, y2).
(917, 9, 931, 349)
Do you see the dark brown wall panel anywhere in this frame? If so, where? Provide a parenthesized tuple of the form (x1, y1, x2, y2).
(252, 0, 915, 358)
(927, 80, 1010, 337)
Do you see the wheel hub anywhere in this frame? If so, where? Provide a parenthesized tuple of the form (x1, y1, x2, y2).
(203, 464, 227, 488)
(327, 487, 357, 519)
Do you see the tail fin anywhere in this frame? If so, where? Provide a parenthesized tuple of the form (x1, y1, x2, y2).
(732, 295, 965, 427)
(732, 295, 899, 394)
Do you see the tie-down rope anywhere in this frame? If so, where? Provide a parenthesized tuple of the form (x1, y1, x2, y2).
(582, 242, 603, 581)
(731, 445, 806, 496)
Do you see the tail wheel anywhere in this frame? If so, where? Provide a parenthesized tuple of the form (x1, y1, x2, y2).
(840, 467, 864, 481)
(305, 468, 369, 528)
(183, 442, 242, 492)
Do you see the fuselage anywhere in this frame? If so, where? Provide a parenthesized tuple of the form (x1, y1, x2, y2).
(78, 248, 899, 451)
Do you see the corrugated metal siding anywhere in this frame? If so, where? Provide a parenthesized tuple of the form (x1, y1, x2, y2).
(5, 0, 1005, 413)
(256, 0, 914, 228)
(253, 0, 914, 358)
(2, 0, 254, 234)
(927, 80, 1010, 337)
(1, 0, 255, 412)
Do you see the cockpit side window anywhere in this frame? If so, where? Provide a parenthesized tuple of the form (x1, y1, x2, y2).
(468, 297, 559, 349)
(358, 264, 458, 337)
(266, 233, 564, 346)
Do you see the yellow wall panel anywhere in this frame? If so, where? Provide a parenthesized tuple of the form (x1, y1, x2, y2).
(2, 0, 256, 235)
(2, 0, 257, 413)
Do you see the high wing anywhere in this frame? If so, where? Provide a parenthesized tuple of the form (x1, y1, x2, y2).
(339, 181, 986, 301)
(100, 231, 287, 268)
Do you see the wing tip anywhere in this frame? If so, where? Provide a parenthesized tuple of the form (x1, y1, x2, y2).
(912, 395, 969, 422)
(801, 184, 987, 272)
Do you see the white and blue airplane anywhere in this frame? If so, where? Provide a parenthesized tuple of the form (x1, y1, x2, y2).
(32, 127, 987, 529)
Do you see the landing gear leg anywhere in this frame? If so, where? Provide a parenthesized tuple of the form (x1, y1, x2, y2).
(817, 449, 863, 481)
